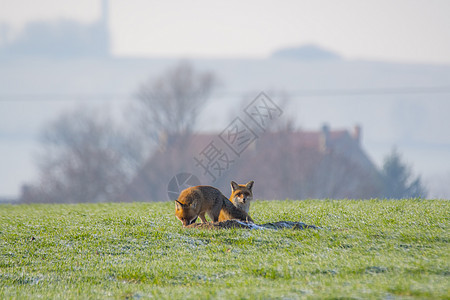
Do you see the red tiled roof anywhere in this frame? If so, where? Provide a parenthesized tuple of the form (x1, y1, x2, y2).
(187, 129, 352, 151)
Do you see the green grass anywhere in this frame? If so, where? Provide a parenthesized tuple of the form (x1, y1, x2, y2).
(0, 199, 448, 299)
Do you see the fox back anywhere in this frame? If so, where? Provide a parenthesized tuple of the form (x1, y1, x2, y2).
(175, 186, 224, 226)
(229, 181, 254, 213)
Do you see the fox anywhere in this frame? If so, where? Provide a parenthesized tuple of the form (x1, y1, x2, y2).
(229, 180, 254, 214)
(175, 184, 253, 226)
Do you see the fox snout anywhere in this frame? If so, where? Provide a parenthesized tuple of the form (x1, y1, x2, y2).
(179, 216, 198, 226)
(235, 194, 248, 204)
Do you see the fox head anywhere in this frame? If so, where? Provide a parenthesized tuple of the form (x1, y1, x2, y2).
(175, 200, 198, 226)
(230, 180, 254, 207)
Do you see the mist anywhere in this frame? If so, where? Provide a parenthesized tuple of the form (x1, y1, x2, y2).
(1, 0, 449, 202)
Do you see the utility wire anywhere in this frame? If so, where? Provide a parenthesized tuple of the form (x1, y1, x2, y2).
(0, 86, 450, 101)
(280, 86, 450, 97)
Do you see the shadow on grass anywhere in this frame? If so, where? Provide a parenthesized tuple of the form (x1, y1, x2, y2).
(185, 220, 319, 230)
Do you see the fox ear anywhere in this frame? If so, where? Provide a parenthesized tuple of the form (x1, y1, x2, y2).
(175, 200, 182, 209)
(231, 181, 239, 191)
(246, 181, 254, 190)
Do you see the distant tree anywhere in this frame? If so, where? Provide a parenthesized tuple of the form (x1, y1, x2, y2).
(381, 148, 427, 199)
(236, 90, 293, 134)
(0, 19, 109, 58)
(20, 107, 134, 203)
(133, 61, 217, 149)
(21, 62, 218, 203)
(120, 62, 219, 201)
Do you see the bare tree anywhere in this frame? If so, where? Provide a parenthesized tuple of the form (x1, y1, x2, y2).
(20, 107, 133, 203)
(21, 62, 218, 203)
(235, 90, 295, 134)
(118, 62, 219, 201)
(133, 61, 217, 147)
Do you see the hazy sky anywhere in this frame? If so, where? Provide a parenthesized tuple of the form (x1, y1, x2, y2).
(1, 0, 450, 198)
(1, 0, 450, 63)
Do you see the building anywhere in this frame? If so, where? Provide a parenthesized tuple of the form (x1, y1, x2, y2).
(124, 125, 383, 201)
(0, 0, 110, 58)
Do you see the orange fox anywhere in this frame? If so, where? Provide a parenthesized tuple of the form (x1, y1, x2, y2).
(229, 181, 254, 214)
(175, 184, 253, 226)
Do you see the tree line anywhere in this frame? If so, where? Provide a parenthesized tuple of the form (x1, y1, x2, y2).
(19, 62, 427, 203)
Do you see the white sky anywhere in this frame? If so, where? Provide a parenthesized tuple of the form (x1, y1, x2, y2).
(1, 0, 450, 63)
(1, 0, 450, 198)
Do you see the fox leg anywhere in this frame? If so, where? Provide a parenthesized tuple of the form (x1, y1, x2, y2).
(206, 210, 219, 223)
(199, 213, 208, 223)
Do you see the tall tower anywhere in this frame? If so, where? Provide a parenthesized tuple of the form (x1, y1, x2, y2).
(101, 0, 109, 29)
(97, 0, 110, 57)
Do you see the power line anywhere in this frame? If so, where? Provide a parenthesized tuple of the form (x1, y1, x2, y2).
(0, 86, 450, 102)
(0, 93, 133, 102)
(282, 86, 450, 97)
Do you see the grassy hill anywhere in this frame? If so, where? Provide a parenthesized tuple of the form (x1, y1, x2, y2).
(1, 199, 448, 299)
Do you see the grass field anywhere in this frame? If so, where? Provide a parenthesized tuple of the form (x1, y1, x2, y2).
(0, 199, 448, 299)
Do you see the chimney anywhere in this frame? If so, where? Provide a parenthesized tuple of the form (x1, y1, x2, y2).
(320, 123, 330, 152)
(353, 125, 361, 144)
